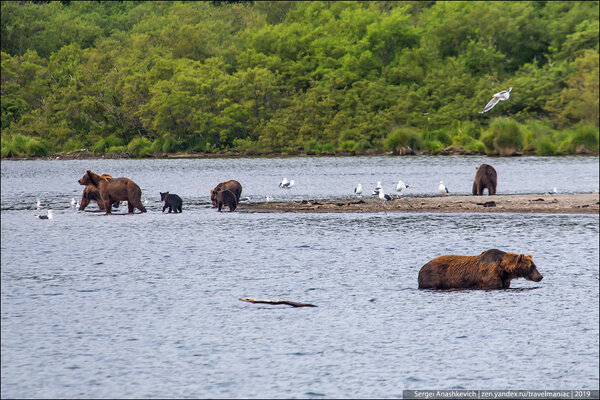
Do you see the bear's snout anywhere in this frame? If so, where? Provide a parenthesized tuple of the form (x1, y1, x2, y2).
(527, 266, 543, 282)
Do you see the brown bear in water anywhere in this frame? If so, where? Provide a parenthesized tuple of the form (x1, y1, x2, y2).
(473, 164, 497, 195)
(211, 180, 242, 207)
(78, 173, 120, 211)
(215, 189, 237, 212)
(78, 170, 146, 214)
(418, 249, 543, 289)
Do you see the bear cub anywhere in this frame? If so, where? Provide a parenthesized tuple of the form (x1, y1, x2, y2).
(160, 192, 183, 213)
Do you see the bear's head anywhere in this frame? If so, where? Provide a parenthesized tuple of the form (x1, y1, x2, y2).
(509, 253, 543, 282)
(210, 189, 219, 207)
(160, 192, 169, 201)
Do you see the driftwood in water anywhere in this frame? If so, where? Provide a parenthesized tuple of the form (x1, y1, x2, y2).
(239, 297, 317, 307)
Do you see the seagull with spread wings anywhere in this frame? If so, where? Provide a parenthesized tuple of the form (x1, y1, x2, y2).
(479, 87, 512, 113)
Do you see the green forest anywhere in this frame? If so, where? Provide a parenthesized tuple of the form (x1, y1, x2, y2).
(1, 1, 599, 158)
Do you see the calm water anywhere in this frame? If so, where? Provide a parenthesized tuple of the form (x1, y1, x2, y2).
(1, 156, 599, 398)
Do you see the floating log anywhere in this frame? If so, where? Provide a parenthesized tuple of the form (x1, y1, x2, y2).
(239, 297, 317, 307)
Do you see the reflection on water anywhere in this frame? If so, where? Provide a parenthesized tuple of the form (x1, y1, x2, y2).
(1, 157, 599, 398)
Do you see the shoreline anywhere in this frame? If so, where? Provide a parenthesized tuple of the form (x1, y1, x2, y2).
(239, 193, 600, 214)
(3, 150, 599, 161)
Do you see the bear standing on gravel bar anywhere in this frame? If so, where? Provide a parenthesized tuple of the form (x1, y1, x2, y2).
(216, 189, 237, 212)
(418, 249, 543, 289)
(160, 192, 183, 213)
(473, 164, 497, 195)
(211, 180, 242, 207)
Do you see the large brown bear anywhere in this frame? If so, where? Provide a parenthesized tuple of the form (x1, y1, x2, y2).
(78, 173, 119, 211)
(215, 189, 238, 212)
(78, 170, 146, 214)
(210, 180, 242, 207)
(418, 249, 543, 289)
(472, 164, 497, 195)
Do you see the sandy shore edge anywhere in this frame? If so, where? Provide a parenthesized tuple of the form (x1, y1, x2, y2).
(239, 193, 600, 214)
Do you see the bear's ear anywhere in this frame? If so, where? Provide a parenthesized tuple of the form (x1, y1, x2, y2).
(518, 254, 525, 263)
(86, 170, 99, 187)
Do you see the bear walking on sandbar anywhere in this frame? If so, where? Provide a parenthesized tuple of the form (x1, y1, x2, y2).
(215, 189, 237, 212)
(473, 164, 497, 195)
(418, 249, 543, 289)
(160, 192, 183, 213)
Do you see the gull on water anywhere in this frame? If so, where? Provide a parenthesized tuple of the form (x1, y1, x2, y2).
(479, 87, 512, 113)
(439, 181, 449, 196)
(35, 209, 54, 220)
(354, 184, 363, 196)
(36, 199, 42, 209)
(396, 180, 409, 193)
(71, 197, 77, 206)
(279, 178, 295, 189)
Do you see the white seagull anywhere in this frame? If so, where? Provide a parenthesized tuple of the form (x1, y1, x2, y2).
(396, 180, 409, 193)
(279, 178, 295, 189)
(376, 189, 393, 201)
(70, 197, 76, 207)
(438, 181, 449, 196)
(354, 183, 363, 196)
(35, 209, 54, 220)
(548, 187, 558, 195)
(372, 181, 382, 195)
(36, 199, 42, 210)
(479, 87, 512, 113)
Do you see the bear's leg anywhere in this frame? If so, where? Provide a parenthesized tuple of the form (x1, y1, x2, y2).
(218, 201, 223, 212)
(79, 195, 89, 211)
(128, 202, 134, 213)
(104, 197, 113, 214)
(168, 205, 172, 213)
(489, 185, 496, 195)
(162, 204, 167, 213)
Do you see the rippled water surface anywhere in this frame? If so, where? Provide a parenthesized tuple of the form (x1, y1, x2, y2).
(1, 156, 599, 398)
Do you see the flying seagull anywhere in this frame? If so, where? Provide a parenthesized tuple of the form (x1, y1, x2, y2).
(479, 87, 512, 113)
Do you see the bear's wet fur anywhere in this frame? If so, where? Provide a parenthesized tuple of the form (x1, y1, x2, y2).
(473, 164, 497, 195)
(78, 173, 119, 211)
(418, 249, 543, 289)
(160, 191, 183, 213)
(79, 170, 146, 214)
(216, 189, 238, 212)
(211, 180, 242, 208)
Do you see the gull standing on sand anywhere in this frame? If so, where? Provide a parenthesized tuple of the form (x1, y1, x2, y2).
(372, 181, 382, 195)
(479, 87, 512, 113)
(354, 184, 363, 196)
(396, 180, 409, 193)
(439, 181, 449, 196)
(376, 189, 393, 201)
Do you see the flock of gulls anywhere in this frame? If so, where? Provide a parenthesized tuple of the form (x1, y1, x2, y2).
(35, 88, 515, 217)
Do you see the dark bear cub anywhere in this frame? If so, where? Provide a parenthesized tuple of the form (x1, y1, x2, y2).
(216, 189, 237, 212)
(160, 192, 183, 213)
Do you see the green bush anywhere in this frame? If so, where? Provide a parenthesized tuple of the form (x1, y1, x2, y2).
(570, 124, 599, 153)
(93, 135, 124, 154)
(126, 137, 152, 157)
(384, 127, 423, 154)
(25, 137, 50, 156)
(464, 139, 487, 154)
(106, 145, 126, 154)
(340, 140, 357, 151)
(521, 120, 554, 151)
(423, 140, 444, 154)
(482, 118, 523, 154)
(64, 138, 87, 153)
(355, 139, 372, 151)
(533, 135, 557, 155)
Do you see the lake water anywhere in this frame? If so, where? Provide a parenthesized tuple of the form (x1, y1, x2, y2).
(1, 156, 599, 398)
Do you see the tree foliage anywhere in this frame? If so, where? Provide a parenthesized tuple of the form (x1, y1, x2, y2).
(1, 1, 598, 157)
